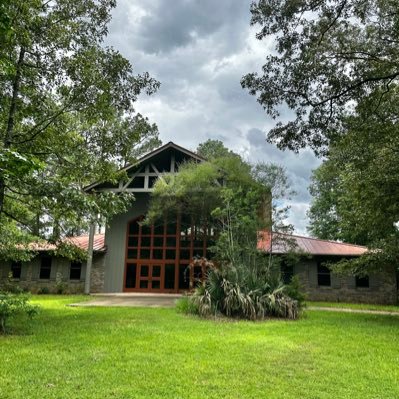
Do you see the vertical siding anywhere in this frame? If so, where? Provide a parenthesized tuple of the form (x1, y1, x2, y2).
(103, 193, 150, 292)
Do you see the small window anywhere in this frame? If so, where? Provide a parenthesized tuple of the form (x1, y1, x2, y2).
(39, 256, 52, 279)
(356, 276, 369, 288)
(10, 261, 22, 279)
(317, 263, 331, 286)
(70, 261, 82, 280)
(281, 262, 294, 285)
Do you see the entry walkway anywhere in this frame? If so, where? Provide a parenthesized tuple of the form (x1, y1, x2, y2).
(308, 306, 399, 316)
(70, 293, 182, 308)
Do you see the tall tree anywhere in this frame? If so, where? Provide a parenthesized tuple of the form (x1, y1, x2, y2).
(242, 0, 399, 153)
(308, 88, 399, 271)
(196, 139, 239, 160)
(148, 142, 294, 251)
(0, 0, 160, 258)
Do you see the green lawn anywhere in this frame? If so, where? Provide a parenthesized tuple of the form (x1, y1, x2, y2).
(1, 296, 399, 399)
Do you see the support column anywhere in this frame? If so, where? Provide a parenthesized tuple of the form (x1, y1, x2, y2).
(84, 223, 96, 294)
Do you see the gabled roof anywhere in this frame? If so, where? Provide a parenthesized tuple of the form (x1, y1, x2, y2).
(28, 234, 106, 253)
(29, 232, 366, 258)
(257, 231, 368, 256)
(66, 234, 106, 252)
(85, 141, 204, 191)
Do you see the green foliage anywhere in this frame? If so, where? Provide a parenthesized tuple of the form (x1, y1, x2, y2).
(196, 139, 240, 160)
(0, 291, 38, 333)
(175, 296, 199, 315)
(308, 88, 399, 273)
(148, 141, 300, 320)
(147, 160, 221, 223)
(285, 275, 307, 306)
(187, 261, 301, 320)
(0, 0, 160, 255)
(242, 0, 399, 153)
(55, 280, 67, 295)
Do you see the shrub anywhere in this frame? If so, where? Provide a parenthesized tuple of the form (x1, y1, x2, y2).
(55, 281, 67, 294)
(0, 291, 39, 333)
(187, 260, 302, 320)
(2, 272, 23, 293)
(37, 287, 50, 295)
(175, 296, 199, 315)
(285, 275, 307, 307)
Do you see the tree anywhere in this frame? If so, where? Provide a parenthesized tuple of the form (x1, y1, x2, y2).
(308, 88, 399, 272)
(308, 161, 346, 242)
(196, 139, 239, 160)
(0, 0, 160, 258)
(147, 143, 302, 320)
(242, 0, 399, 153)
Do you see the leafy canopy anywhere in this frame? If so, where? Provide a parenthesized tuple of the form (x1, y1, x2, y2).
(147, 141, 294, 267)
(242, 0, 399, 153)
(0, 0, 160, 258)
(308, 88, 399, 272)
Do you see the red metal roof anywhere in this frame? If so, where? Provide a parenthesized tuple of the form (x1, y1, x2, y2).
(30, 234, 106, 253)
(257, 231, 368, 256)
(29, 232, 366, 257)
(65, 234, 106, 252)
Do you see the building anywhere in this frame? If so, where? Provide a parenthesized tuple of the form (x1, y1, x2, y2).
(0, 142, 397, 303)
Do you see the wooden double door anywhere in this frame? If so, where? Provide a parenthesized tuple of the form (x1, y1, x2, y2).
(125, 261, 184, 292)
(136, 263, 177, 291)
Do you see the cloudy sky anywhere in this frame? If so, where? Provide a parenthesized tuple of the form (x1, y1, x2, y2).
(106, 0, 321, 235)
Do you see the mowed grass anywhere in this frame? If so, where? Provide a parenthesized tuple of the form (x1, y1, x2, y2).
(1, 296, 399, 399)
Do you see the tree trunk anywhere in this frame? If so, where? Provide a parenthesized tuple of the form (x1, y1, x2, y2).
(0, 47, 25, 214)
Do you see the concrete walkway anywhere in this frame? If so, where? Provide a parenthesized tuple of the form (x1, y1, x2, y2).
(308, 306, 399, 316)
(69, 295, 399, 315)
(69, 293, 182, 308)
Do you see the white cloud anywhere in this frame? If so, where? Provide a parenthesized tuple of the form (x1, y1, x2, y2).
(106, 0, 321, 235)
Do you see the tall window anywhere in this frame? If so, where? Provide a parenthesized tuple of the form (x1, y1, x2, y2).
(280, 262, 294, 284)
(10, 261, 22, 279)
(125, 214, 212, 292)
(39, 256, 52, 279)
(317, 263, 331, 286)
(70, 261, 82, 280)
(355, 275, 369, 288)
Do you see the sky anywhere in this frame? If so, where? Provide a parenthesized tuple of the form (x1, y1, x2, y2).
(105, 0, 321, 235)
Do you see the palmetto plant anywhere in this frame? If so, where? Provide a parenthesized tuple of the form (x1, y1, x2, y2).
(190, 261, 301, 321)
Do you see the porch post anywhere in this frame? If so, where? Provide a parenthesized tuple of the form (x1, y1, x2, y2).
(84, 222, 96, 294)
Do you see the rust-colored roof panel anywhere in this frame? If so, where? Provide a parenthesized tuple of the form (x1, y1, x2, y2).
(31, 234, 106, 253)
(257, 231, 367, 256)
(65, 234, 106, 252)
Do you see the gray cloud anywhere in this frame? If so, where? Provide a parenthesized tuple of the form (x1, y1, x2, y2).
(106, 0, 321, 234)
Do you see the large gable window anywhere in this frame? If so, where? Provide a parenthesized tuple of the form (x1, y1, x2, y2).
(125, 214, 212, 292)
(317, 263, 331, 286)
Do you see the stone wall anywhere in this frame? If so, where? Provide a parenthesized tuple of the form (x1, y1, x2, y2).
(0, 253, 107, 294)
(295, 259, 398, 305)
(0, 255, 87, 294)
(90, 254, 105, 293)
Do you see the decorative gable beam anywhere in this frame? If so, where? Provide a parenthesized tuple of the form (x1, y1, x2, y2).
(122, 167, 143, 190)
